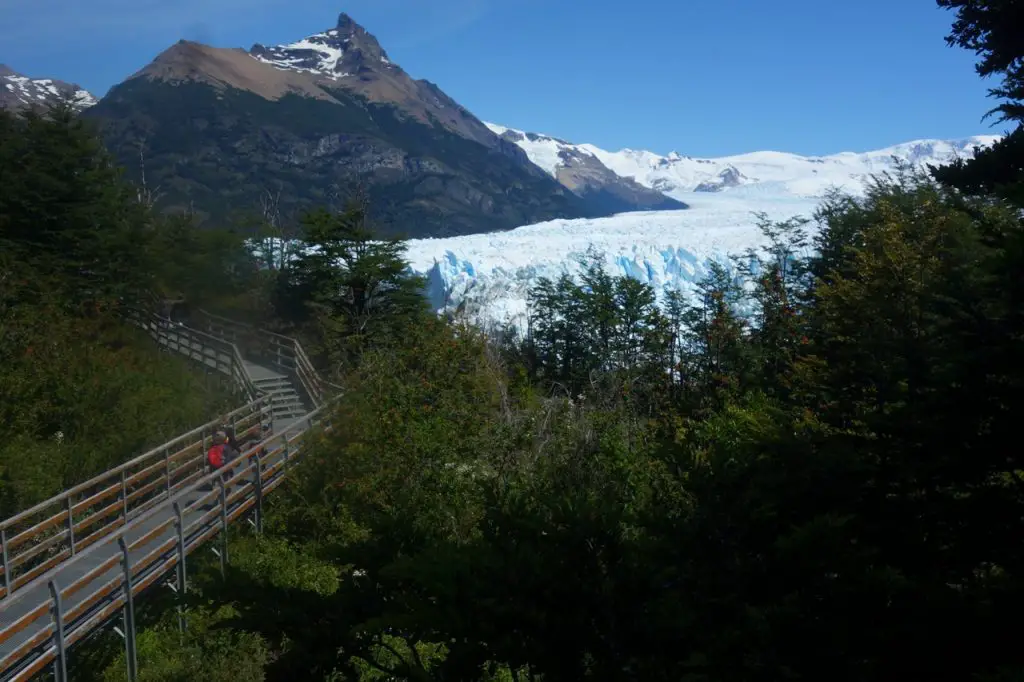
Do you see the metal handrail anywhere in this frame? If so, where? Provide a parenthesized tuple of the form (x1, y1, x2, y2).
(0, 396, 274, 603)
(128, 310, 261, 402)
(195, 310, 337, 408)
(0, 310, 274, 603)
(0, 402, 335, 681)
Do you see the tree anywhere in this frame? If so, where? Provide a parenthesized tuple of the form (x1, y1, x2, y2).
(0, 104, 235, 515)
(678, 261, 750, 406)
(734, 213, 811, 397)
(933, 0, 1024, 204)
(280, 196, 429, 370)
(937, 0, 1024, 124)
(0, 102, 155, 310)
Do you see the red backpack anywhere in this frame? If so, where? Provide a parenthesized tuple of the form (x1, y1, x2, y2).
(208, 444, 226, 469)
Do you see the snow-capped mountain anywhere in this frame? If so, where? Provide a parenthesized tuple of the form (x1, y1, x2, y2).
(92, 13, 598, 236)
(245, 14, 498, 148)
(485, 123, 686, 212)
(406, 133, 1001, 327)
(587, 136, 1002, 199)
(0, 64, 96, 113)
(490, 122, 1000, 200)
(250, 13, 397, 80)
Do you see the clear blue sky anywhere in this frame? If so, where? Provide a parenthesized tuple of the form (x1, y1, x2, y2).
(0, 0, 1004, 157)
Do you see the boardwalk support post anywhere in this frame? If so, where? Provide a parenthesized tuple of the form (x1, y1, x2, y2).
(49, 580, 68, 682)
(120, 470, 129, 520)
(119, 537, 139, 682)
(267, 398, 275, 439)
(2, 528, 11, 598)
(218, 478, 229, 578)
(164, 447, 172, 498)
(174, 501, 188, 633)
(252, 455, 263, 534)
(66, 497, 76, 556)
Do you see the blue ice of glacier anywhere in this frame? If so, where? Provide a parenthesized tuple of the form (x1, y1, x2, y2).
(405, 193, 819, 327)
(246, 193, 817, 328)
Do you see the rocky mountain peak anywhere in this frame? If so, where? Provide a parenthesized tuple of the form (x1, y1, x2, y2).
(250, 12, 394, 80)
(0, 65, 96, 113)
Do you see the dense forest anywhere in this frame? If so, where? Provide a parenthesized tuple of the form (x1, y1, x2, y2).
(2, 0, 1024, 680)
(0, 101, 264, 517)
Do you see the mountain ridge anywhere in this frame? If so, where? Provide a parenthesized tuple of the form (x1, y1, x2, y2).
(485, 123, 686, 212)
(487, 121, 1002, 199)
(0, 64, 96, 112)
(2, 11, 1000, 232)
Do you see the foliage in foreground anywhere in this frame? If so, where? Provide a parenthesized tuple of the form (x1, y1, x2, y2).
(0, 104, 243, 515)
(55, 2, 1024, 678)
(105, 169, 1024, 682)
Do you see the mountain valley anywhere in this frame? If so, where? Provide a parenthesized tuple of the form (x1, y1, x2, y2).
(0, 11, 999, 321)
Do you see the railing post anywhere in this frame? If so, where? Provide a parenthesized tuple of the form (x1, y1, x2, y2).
(66, 496, 76, 556)
(1, 528, 10, 598)
(200, 427, 207, 472)
(217, 478, 228, 578)
(119, 537, 139, 682)
(120, 470, 129, 520)
(251, 455, 263, 535)
(173, 501, 188, 633)
(164, 447, 172, 498)
(49, 580, 68, 682)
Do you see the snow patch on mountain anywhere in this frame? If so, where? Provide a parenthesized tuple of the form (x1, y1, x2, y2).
(484, 122, 581, 177)
(0, 67, 96, 112)
(249, 13, 397, 81)
(250, 31, 352, 79)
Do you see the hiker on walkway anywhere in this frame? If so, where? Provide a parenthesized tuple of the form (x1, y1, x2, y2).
(207, 430, 240, 489)
(216, 416, 270, 461)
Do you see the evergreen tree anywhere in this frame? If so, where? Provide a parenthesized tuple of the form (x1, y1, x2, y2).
(736, 213, 811, 397)
(679, 261, 750, 404)
(282, 197, 429, 370)
(0, 103, 154, 310)
(933, 0, 1024, 204)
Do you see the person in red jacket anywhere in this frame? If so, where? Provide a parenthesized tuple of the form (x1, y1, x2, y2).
(207, 431, 239, 489)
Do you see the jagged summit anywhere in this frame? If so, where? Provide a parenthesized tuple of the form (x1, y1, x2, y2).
(241, 13, 499, 145)
(126, 13, 497, 145)
(0, 65, 96, 113)
(250, 12, 394, 79)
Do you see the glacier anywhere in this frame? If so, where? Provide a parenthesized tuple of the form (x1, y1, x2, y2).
(405, 190, 819, 327)
(404, 130, 1001, 328)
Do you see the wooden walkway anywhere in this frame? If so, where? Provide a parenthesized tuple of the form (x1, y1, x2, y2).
(0, 398, 327, 681)
(0, 311, 335, 681)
